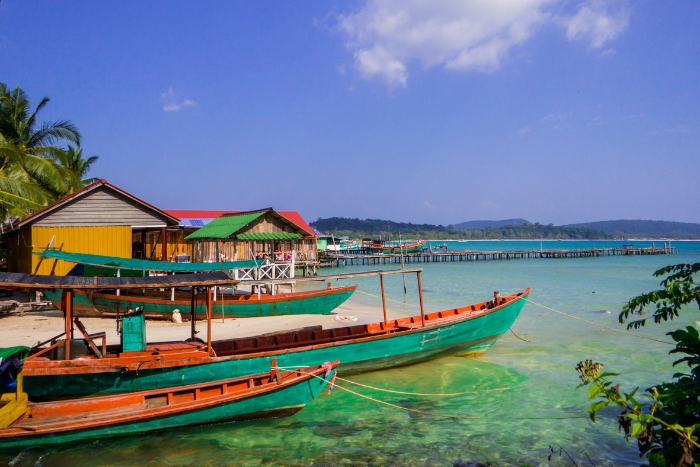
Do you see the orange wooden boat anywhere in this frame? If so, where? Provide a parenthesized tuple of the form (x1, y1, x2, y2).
(0, 360, 338, 451)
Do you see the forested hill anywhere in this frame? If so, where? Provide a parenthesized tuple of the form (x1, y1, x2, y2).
(310, 217, 611, 240)
(566, 220, 700, 239)
(455, 218, 530, 229)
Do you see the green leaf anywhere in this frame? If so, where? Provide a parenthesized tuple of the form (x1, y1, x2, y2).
(588, 385, 601, 400)
(589, 401, 609, 422)
(631, 423, 645, 438)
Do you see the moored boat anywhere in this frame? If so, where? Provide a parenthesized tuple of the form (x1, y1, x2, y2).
(43, 284, 358, 319)
(366, 239, 426, 254)
(0, 360, 337, 451)
(23, 282, 529, 400)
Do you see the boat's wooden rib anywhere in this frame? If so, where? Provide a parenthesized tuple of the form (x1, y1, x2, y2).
(0, 361, 337, 450)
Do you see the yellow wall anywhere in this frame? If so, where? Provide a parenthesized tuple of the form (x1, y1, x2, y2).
(31, 226, 132, 276)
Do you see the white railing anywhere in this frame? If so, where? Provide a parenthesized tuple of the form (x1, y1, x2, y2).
(233, 262, 295, 281)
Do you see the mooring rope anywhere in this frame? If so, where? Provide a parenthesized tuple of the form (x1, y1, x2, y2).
(276, 366, 507, 397)
(508, 328, 532, 343)
(332, 376, 513, 397)
(355, 289, 421, 308)
(526, 300, 674, 345)
(300, 371, 589, 421)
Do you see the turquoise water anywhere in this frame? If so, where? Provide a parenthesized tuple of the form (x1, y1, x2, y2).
(3, 241, 700, 466)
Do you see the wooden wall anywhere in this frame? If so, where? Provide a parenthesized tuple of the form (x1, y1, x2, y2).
(33, 186, 171, 227)
(28, 226, 132, 275)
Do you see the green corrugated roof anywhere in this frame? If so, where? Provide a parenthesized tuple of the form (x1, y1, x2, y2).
(185, 212, 265, 240)
(236, 232, 302, 240)
(33, 250, 260, 272)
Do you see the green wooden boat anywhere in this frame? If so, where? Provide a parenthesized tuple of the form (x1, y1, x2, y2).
(42, 284, 357, 319)
(0, 361, 336, 451)
(23, 289, 529, 400)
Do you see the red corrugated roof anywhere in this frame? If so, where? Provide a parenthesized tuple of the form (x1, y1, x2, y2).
(164, 209, 316, 236)
(14, 180, 180, 228)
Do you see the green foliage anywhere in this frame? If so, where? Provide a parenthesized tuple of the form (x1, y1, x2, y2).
(0, 83, 98, 219)
(311, 217, 611, 240)
(620, 263, 700, 329)
(578, 263, 700, 466)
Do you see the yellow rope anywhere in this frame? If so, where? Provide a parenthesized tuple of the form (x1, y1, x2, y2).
(527, 300, 674, 345)
(333, 376, 513, 397)
(308, 373, 588, 421)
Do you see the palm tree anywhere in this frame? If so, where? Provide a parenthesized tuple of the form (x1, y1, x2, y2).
(64, 146, 99, 188)
(0, 83, 89, 217)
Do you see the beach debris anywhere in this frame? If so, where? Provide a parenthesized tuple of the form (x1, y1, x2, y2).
(171, 309, 183, 324)
(334, 315, 358, 322)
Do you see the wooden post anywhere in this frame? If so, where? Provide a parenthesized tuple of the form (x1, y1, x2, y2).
(417, 271, 425, 327)
(399, 231, 406, 294)
(190, 287, 196, 341)
(33, 241, 53, 274)
(161, 227, 168, 261)
(49, 243, 64, 276)
(379, 274, 388, 333)
(220, 286, 226, 323)
(116, 269, 120, 296)
(64, 289, 73, 360)
(206, 286, 212, 356)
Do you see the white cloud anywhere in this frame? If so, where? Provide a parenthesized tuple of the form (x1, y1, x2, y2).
(160, 88, 197, 112)
(562, 0, 630, 48)
(338, 0, 552, 87)
(518, 125, 531, 137)
(337, 0, 630, 87)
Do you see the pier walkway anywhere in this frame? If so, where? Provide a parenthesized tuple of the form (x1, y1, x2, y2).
(318, 246, 677, 268)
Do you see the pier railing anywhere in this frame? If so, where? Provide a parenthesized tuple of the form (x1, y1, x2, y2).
(318, 246, 677, 268)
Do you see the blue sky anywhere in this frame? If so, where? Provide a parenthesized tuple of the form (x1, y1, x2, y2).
(1, 1, 698, 225)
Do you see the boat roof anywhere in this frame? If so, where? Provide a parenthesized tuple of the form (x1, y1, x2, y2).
(33, 250, 260, 272)
(0, 271, 237, 290)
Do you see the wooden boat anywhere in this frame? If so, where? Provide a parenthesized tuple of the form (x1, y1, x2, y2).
(43, 284, 358, 319)
(366, 240, 426, 254)
(23, 284, 530, 400)
(0, 360, 337, 451)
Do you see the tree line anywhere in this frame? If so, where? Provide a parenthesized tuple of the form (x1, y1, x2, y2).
(311, 217, 611, 240)
(0, 83, 98, 221)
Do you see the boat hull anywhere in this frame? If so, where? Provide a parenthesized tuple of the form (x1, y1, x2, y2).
(0, 365, 334, 450)
(24, 290, 529, 400)
(43, 285, 357, 319)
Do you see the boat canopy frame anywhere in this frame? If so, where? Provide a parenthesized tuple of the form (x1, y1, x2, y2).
(32, 250, 260, 273)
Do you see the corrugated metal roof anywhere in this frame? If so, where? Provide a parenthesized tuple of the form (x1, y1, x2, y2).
(236, 232, 302, 240)
(185, 212, 265, 240)
(164, 209, 316, 236)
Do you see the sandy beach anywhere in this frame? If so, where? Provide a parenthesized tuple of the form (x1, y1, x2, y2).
(0, 295, 396, 348)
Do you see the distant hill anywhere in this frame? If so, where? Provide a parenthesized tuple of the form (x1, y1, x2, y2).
(455, 218, 531, 230)
(311, 217, 610, 240)
(566, 220, 700, 239)
(311, 217, 451, 236)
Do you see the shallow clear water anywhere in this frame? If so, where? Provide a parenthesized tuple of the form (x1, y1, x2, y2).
(3, 241, 700, 466)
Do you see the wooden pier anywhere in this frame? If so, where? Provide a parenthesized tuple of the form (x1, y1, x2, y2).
(318, 246, 677, 268)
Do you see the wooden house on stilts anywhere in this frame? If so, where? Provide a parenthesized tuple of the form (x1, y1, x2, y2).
(182, 208, 317, 279)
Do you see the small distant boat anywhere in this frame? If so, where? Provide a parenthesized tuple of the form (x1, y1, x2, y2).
(366, 239, 426, 254)
(0, 360, 337, 451)
(43, 284, 358, 319)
